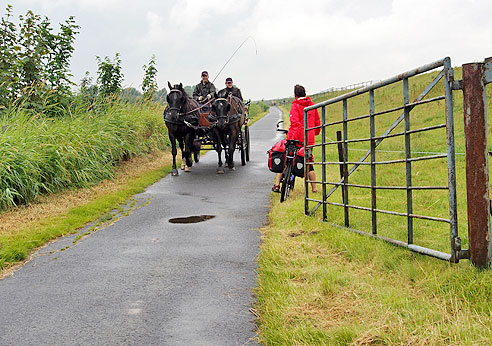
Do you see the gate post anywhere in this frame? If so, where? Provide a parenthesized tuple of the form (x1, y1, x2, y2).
(462, 61, 492, 268)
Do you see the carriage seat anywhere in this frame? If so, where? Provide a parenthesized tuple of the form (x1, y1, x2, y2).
(199, 111, 211, 127)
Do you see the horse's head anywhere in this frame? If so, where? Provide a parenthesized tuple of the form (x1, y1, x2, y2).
(166, 82, 187, 121)
(212, 97, 230, 129)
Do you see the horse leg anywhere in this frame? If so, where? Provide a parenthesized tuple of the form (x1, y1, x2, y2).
(183, 132, 194, 172)
(169, 132, 179, 176)
(193, 140, 201, 163)
(214, 130, 224, 174)
(222, 132, 229, 165)
(178, 137, 186, 170)
(227, 125, 239, 170)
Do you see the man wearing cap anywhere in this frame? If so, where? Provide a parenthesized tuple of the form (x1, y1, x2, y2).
(193, 71, 216, 102)
(219, 77, 243, 101)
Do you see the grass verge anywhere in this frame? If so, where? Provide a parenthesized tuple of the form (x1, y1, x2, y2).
(0, 150, 172, 276)
(257, 186, 492, 345)
(257, 79, 492, 345)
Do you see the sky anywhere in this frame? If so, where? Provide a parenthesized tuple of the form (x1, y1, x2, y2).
(4, 0, 492, 100)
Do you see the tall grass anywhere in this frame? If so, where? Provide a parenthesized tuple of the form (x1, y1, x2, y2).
(0, 100, 169, 210)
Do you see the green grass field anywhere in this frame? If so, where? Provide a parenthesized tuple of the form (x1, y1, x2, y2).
(257, 67, 492, 345)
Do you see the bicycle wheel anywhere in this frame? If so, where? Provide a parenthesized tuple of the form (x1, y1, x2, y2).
(280, 161, 292, 203)
(287, 173, 295, 197)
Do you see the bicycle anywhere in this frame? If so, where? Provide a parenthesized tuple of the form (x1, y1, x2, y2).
(276, 121, 302, 203)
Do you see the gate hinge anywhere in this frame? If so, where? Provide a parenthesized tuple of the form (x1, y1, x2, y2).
(450, 236, 469, 262)
(451, 80, 463, 90)
(452, 236, 462, 251)
(458, 249, 470, 260)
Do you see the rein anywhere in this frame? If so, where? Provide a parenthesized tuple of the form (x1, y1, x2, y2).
(168, 88, 213, 116)
(182, 97, 214, 116)
(227, 94, 242, 115)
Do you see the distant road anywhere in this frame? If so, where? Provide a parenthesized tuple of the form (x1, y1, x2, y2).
(0, 107, 283, 346)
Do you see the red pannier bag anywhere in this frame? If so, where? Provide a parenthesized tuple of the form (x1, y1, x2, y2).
(292, 146, 305, 178)
(267, 139, 286, 173)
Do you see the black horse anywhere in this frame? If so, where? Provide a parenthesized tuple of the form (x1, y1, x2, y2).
(164, 82, 200, 176)
(210, 90, 245, 173)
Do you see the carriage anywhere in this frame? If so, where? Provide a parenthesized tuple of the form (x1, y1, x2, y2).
(164, 82, 250, 175)
(192, 98, 251, 167)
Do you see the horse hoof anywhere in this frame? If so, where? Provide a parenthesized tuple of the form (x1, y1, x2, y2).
(184, 166, 191, 172)
(171, 169, 179, 176)
(217, 168, 225, 174)
(180, 165, 185, 170)
(229, 166, 235, 171)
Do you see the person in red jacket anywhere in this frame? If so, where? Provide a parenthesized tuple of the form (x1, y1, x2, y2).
(273, 84, 321, 193)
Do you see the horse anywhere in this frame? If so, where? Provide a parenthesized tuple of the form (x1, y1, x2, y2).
(210, 90, 245, 174)
(164, 82, 200, 176)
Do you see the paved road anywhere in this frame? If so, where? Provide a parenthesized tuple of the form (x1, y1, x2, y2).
(0, 107, 283, 346)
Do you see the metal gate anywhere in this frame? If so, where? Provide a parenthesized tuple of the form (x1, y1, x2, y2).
(302, 57, 470, 263)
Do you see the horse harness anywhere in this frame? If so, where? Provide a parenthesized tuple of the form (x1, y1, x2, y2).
(212, 97, 242, 125)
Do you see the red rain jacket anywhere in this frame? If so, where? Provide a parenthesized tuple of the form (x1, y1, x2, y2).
(286, 96, 321, 145)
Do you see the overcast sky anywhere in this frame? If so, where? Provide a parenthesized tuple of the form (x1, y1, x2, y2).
(5, 0, 492, 100)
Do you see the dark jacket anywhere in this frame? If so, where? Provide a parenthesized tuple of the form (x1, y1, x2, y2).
(219, 86, 243, 101)
(193, 81, 216, 99)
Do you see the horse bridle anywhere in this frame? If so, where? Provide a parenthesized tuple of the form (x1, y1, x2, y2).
(167, 89, 184, 114)
(213, 98, 231, 124)
(168, 88, 214, 116)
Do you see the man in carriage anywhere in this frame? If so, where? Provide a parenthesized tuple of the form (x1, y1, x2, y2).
(218, 77, 248, 124)
(193, 71, 216, 104)
(192, 70, 217, 127)
(219, 77, 243, 101)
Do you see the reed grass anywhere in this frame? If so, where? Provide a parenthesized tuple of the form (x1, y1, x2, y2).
(0, 100, 169, 210)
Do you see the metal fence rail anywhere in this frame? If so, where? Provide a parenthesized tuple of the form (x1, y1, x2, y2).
(302, 57, 468, 263)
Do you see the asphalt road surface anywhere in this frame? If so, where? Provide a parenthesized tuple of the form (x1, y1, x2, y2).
(0, 107, 284, 346)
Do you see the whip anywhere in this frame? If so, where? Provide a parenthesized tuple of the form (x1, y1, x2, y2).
(211, 36, 258, 84)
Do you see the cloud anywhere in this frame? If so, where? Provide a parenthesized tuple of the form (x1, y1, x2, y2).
(7, 0, 492, 99)
(168, 0, 251, 34)
(14, 0, 120, 12)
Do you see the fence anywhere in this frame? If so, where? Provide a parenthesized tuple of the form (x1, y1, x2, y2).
(302, 57, 492, 265)
(314, 80, 380, 95)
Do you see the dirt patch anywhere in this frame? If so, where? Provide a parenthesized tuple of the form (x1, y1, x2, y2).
(288, 290, 365, 326)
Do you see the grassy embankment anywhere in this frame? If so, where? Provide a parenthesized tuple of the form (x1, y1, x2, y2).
(248, 101, 270, 125)
(0, 99, 270, 275)
(257, 68, 492, 345)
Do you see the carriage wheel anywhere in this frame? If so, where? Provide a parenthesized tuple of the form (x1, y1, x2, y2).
(245, 125, 250, 162)
(240, 131, 246, 166)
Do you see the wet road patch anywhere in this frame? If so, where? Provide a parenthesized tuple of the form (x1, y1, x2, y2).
(168, 215, 216, 224)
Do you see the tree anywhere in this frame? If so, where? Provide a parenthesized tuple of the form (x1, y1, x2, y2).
(154, 87, 168, 103)
(0, 5, 18, 107)
(121, 87, 142, 103)
(96, 53, 123, 97)
(183, 85, 193, 96)
(39, 15, 79, 102)
(0, 5, 79, 112)
(18, 10, 43, 89)
(77, 71, 98, 109)
(141, 54, 157, 101)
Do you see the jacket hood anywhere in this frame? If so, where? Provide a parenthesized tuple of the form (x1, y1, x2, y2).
(293, 96, 314, 107)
